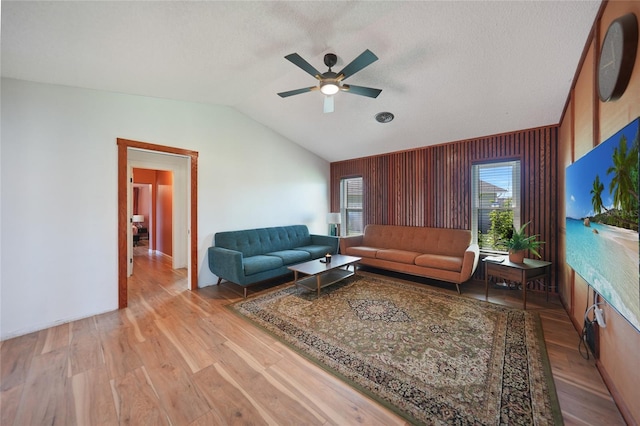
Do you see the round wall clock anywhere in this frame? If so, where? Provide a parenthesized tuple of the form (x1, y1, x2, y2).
(598, 13, 638, 102)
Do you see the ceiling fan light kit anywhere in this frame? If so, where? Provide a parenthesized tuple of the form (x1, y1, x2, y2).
(320, 80, 340, 95)
(278, 49, 382, 113)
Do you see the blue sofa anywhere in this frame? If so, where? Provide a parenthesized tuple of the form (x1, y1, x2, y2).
(208, 225, 339, 297)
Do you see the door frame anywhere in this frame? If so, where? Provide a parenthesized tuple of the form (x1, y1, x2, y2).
(117, 138, 199, 309)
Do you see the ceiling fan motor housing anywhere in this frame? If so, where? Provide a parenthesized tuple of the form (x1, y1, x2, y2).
(324, 53, 337, 69)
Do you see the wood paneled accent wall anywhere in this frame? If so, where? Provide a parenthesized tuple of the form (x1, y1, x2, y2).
(330, 126, 558, 283)
(557, 2, 640, 423)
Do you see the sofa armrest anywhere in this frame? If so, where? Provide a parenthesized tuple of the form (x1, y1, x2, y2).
(208, 246, 245, 283)
(339, 235, 364, 254)
(460, 243, 480, 282)
(310, 234, 340, 254)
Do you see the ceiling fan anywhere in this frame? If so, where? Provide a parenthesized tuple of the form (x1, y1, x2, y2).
(277, 50, 382, 113)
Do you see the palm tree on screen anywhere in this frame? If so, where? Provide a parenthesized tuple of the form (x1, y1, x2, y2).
(590, 174, 605, 215)
(607, 135, 636, 213)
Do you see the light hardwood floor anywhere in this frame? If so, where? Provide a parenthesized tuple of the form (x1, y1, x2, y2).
(1, 249, 626, 425)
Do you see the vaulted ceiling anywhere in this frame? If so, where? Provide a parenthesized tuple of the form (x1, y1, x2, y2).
(1, 1, 602, 162)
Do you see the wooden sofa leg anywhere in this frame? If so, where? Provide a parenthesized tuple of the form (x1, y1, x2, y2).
(216, 277, 222, 285)
(244, 288, 248, 298)
(456, 284, 461, 294)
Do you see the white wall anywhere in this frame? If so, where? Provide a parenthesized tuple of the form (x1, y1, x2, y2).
(0, 78, 330, 340)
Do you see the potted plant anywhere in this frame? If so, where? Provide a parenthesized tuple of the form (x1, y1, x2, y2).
(504, 222, 544, 263)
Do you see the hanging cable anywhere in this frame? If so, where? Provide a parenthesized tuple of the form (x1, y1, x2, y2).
(578, 287, 592, 360)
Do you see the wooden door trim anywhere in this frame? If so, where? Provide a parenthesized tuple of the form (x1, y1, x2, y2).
(117, 138, 199, 309)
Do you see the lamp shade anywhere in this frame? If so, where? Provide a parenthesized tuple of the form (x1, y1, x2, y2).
(327, 212, 341, 224)
(132, 215, 145, 223)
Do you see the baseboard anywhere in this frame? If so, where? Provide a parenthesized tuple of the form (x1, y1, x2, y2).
(151, 250, 172, 260)
(0, 306, 116, 341)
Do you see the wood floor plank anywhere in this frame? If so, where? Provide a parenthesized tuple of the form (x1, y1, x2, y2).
(71, 366, 119, 425)
(192, 363, 270, 425)
(69, 328, 104, 376)
(554, 377, 623, 425)
(212, 341, 326, 425)
(13, 348, 76, 425)
(155, 315, 216, 373)
(94, 308, 129, 334)
(0, 383, 23, 426)
(165, 292, 213, 319)
(144, 362, 212, 425)
(123, 307, 147, 343)
(203, 316, 283, 367)
(70, 316, 98, 336)
(100, 327, 144, 379)
(110, 366, 170, 425)
(200, 309, 284, 362)
(187, 410, 233, 426)
(268, 342, 407, 426)
(132, 325, 193, 374)
(161, 309, 230, 352)
(36, 323, 70, 355)
(0, 331, 38, 391)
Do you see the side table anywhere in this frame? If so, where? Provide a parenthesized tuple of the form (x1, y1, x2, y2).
(484, 257, 552, 309)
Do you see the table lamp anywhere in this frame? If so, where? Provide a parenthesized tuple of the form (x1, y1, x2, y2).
(132, 215, 145, 228)
(327, 212, 341, 236)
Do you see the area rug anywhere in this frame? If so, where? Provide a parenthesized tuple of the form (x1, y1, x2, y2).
(229, 275, 563, 425)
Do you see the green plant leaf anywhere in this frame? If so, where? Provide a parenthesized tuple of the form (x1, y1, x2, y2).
(502, 221, 544, 258)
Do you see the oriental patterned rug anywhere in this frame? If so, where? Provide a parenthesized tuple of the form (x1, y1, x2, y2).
(229, 275, 562, 425)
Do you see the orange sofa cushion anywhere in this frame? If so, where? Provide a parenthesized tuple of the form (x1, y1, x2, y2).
(414, 254, 463, 272)
(346, 246, 378, 259)
(376, 249, 421, 264)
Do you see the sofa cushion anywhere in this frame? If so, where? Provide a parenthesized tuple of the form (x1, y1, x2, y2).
(294, 245, 334, 258)
(243, 255, 284, 276)
(414, 254, 463, 272)
(266, 250, 311, 265)
(345, 246, 379, 259)
(375, 249, 421, 264)
(215, 225, 312, 257)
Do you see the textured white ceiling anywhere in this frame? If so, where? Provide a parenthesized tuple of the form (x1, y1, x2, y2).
(1, 1, 601, 162)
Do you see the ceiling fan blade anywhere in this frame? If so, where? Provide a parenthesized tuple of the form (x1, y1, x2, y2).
(284, 53, 322, 79)
(323, 96, 334, 113)
(341, 84, 382, 98)
(337, 49, 378, 81)
(277, 86, 317, 98)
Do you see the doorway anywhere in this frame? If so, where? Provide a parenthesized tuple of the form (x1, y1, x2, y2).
(130, 166, 178, 271)
(117, 138, 199, 309)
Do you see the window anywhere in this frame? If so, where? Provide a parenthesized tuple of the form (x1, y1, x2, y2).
(340, 177, 363, 236)
(471, 160, 521, 252)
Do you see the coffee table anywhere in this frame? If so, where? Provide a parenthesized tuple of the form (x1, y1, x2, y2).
(288, 254, 361, 298)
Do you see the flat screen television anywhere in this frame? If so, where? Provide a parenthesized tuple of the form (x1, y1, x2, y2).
(565, 117, 639, 332)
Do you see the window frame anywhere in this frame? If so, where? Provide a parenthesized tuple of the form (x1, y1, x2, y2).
(339, 176, 364, 236)
(471, 159, 522, 253)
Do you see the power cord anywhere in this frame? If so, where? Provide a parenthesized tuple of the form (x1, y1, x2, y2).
(578, 289, 592, 360)
(579, 316, 592, 360)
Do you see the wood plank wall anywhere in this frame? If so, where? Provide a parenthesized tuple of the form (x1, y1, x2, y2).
(330, 126, 558, 287)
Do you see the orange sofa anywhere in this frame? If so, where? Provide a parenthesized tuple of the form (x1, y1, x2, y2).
(340, 224, 480, 293)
